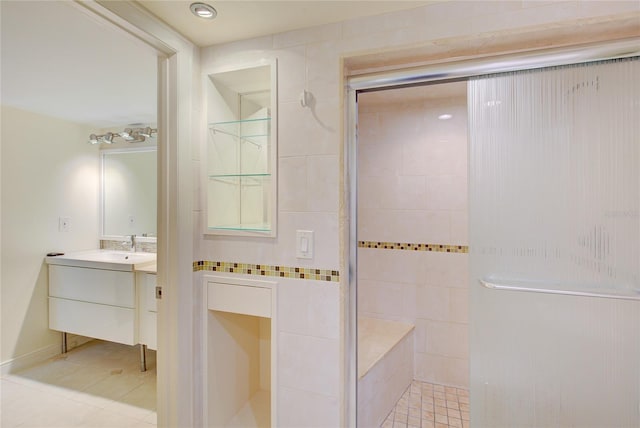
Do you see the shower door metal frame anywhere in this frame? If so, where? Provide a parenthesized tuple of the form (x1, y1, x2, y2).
(344, 37, 640, 427)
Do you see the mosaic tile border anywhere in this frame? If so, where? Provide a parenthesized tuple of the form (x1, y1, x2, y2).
(359, 240, 468, 253)
(193, 261, 339, 282)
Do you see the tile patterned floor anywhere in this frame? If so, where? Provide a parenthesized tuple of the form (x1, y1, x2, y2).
(381, 380, 470, 428)
(1, 340, 156, 427)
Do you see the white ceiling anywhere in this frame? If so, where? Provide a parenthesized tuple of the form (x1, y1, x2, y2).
(136, 1, 431, 47)
(0, 1, 430, 128)
(0, 1, 158, 128)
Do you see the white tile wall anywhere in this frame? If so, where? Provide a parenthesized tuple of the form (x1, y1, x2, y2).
(357, 94, 470, 388)
(198, 0, 638, 422)
(277, 386, 340, 428)
(277, 279, 340, 340)
(278, 332, 339, 397)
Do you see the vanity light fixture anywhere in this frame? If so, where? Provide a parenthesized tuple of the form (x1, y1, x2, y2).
(139, 127, 154, 138)
(102, 132, 115, 143)
(438, 114, 453, 120)
(88, 127, 157, 144)
(120, 128, 136, 141)
(190, 2, 217, 19)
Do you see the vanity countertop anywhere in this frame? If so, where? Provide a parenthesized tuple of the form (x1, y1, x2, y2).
(46, 250, 156, 272)
(136, 263, 157, 274)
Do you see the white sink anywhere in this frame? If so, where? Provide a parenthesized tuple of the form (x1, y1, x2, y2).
(46, 249, 156, 272)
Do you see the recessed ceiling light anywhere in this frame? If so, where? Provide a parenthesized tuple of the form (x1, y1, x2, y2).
(438, 114, 453, 120)
(190, 2, 217, 19)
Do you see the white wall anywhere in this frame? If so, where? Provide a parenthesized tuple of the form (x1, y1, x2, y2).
(195, 1, 639, 426)
(1, 106, 100, 366)
(357, 93, 470, 388)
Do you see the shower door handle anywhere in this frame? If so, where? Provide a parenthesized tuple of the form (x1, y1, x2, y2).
(479, 278, 640, 301)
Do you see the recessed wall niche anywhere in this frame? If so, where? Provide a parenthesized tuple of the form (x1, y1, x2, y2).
(205, 61, 277, 237)
(205, 277, 276, 427)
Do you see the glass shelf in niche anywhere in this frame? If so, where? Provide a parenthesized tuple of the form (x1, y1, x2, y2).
(207, 174, 272, 233)
(209, 117, 271, 144)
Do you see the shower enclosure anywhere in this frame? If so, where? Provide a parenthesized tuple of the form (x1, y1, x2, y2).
(468, 57, 639, 427)
(346, 39, 640, 427)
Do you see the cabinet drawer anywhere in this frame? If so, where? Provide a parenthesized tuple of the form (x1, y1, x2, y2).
(49, 297, 135, 345)
(49, 265, 135, 308)
(207, 282, 271, 318)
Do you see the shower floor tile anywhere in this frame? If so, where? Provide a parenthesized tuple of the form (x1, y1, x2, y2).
(381, 380, 469, 428)
(1, 340, 156, 428)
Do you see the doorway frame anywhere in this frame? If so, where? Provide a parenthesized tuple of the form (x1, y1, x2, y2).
(343, 37, 640, 426)
(71, 1, 198, 426)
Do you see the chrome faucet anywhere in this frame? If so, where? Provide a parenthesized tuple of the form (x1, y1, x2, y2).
(121, 235, 136, 252)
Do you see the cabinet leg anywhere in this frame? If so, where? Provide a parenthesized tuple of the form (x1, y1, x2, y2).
(62, 332, 68, 354)
(140, 344, 147, 372)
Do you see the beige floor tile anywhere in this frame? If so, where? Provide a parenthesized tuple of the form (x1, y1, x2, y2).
(382, 419, 394, 428)
(82, 370, 146, 401)
(379, 380, 470, 428)
(446, 400, 460, 410)
(449, 417, 463, 428)
(1, 340, 156, 428)
(408, 407, 422, 419)
(435, 413, 448, 424)
(118, 380, 157, 411)
(395, 412, 409, 423)
(76, 408, 154, 428)
(407, 415, 421, 426)
(448, 408, 461, 418)
(142, 410, 158, 426)
(422, 410, 435, 421)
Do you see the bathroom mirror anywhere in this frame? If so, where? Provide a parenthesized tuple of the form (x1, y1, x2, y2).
(101, 147, 157, 238)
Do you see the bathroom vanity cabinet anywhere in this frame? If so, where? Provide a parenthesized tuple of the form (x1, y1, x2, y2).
(205, 61, 277, 237)
(46, 250, 156, 358)
(49, 265, 137, 344)
(138, 272, 157, 350)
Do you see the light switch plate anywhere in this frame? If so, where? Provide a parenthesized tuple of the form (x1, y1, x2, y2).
(59, 217, 71, 232)
(296, 230, 314, 259)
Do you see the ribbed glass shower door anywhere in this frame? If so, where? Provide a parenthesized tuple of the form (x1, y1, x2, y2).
(468, 58, 640, 427)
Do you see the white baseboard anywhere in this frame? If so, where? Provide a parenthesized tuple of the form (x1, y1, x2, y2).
(1, 343, 61, 376)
